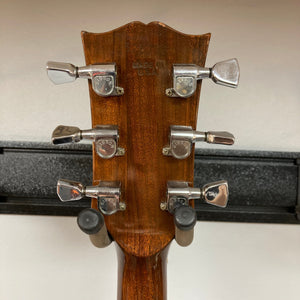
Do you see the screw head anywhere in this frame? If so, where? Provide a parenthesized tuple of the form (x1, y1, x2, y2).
(119, 202, 126, 211)
(162, 147, 170, 156)
(166, 88, 173, 97)
(116, 87, 124, 95)
(117, 147, 126, 156)
(160, 202, 167, 211)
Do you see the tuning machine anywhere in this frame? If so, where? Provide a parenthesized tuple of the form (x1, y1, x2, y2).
(57, 179, 125, 215)
(52, 125, 125, 159)
(166, 58, 240, 98)
(46, 61, 124, 97)
(57, 179, 125, 248)
(163, 125, 234, 159)
(161, 180, 229, 246)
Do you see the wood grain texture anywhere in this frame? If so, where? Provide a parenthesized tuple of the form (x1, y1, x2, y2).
(81, 21, 210, 299)
(116, 244, 169, 300)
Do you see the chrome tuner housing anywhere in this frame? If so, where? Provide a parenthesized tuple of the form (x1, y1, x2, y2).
(162, 180, 229, 212)
(57, 179, 125, 215)
(163, 125, 235, 159)
(166, 58, 240, 98)
(52, 125, 125, 159)
(46, 61, 124, 97)
(161, 180, 229, 246)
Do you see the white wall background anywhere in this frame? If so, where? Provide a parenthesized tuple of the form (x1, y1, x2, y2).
(0, 0, 300, 299)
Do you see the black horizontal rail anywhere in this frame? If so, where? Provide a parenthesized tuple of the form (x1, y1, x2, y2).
(0, 141, 299, 224)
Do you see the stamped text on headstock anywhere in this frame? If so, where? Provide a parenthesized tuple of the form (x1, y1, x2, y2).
(132, 60, 166, 76)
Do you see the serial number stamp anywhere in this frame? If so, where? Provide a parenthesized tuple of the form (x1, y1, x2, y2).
(132, 60, 166, 76)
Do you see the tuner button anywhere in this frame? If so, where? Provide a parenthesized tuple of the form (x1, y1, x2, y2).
(202, 180, 229, 208)
(206, 131, 235, 145)
(210, 58, 240, 88)
(52, 125, 81, 145)
(57, 179, 85, 202)
(77, 208, 104, 235)
(46, 61, 77, 84)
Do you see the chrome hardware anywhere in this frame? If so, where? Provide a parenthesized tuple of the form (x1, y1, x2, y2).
(162, 180, 229, 213)
(166, 58, 240, 98)
(161, 180, 229, 246)
(46, 61, 124, 97)
(163, 125, 235, 159)
(77, 208, 112, 248)
(52, 125, 125, 159)
(57, 179, 125, 215)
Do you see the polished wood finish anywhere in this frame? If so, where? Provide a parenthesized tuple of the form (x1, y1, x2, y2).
(81, 22, 210, 299)
(116, 244, 169, 300)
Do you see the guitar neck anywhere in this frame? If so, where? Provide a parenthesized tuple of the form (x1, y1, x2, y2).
(116, 244, 169, 300)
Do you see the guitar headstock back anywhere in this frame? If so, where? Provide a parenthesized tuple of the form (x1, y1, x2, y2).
(81, 22, 210, 256)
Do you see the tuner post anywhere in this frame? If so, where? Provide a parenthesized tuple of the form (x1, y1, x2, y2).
(163, 125, 235, 159)
(166, 58, 240, 98)
(52, 125, 125, 159)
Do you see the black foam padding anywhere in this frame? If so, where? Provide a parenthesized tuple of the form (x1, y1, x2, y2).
(174, 206, 197, 231)
(1, 141, 299, 224)
(77, 208, 104, 235)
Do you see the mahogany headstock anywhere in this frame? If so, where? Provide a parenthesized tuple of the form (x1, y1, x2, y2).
(80, 22, 211, 256)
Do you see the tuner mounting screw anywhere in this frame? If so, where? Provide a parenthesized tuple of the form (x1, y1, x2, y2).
(162, 147, 170, 156)
(166, 88, 173, 97)
(160, 202, 167, 211)
(116, 87, 124, 95)
(119, 202, 126, 211)
(117, 147, 126, 156)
